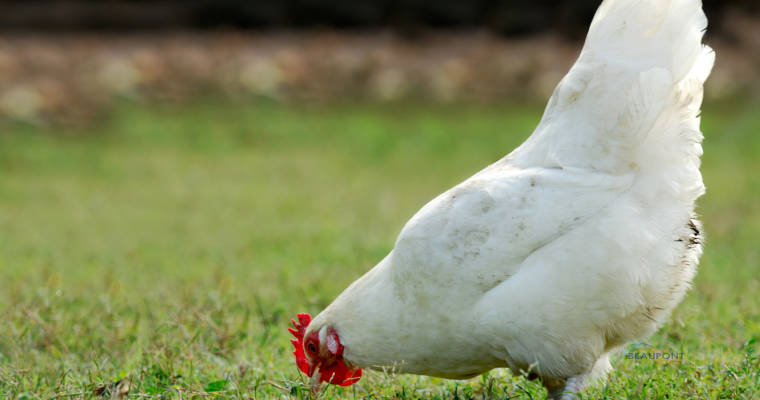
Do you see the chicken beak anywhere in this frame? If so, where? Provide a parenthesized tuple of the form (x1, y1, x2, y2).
(310, 364, 322, 394)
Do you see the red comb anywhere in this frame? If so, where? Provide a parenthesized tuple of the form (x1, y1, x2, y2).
(289, 313, 311, 375)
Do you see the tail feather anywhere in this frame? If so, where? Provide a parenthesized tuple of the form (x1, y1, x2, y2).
(585, 0, 708, 81)
(508, 0, 714, 177)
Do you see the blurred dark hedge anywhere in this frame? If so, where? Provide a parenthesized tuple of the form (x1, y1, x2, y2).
(2, 0, 757, 36)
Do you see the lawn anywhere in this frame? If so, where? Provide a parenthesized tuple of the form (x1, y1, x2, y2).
(0, 99, 758, 399)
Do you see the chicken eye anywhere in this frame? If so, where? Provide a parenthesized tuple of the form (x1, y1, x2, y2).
(307, 341, 318, 354)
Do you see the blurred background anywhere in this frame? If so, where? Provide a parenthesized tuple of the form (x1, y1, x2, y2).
(0, 0, 758, 125)
(1, 1, 759, 398)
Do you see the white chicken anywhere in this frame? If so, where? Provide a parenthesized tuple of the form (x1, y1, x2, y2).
(289, 0, 714, 398)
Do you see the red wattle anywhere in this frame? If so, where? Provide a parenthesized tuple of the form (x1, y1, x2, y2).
(338, 368, 363, 386)
(319, 359, 362, 386)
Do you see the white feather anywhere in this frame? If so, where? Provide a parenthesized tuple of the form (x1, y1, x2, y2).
(307, 0, 713, 389)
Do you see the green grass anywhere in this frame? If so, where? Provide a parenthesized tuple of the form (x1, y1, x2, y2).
(0, 98, 758, 399)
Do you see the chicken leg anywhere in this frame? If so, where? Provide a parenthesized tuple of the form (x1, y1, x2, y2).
(546, 373, 588, 400)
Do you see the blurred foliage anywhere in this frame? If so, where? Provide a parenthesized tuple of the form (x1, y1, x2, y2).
(0, 28, 757, 126)
(0, 0, 757, 126)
